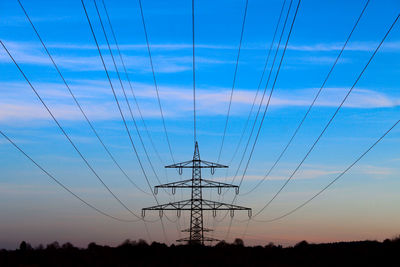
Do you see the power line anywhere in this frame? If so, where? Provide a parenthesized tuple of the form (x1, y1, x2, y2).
(80, 0, 169, 243)
(224, 0, 295, 193)
(212, 0, 294, 233)
(217, 0, 249, 163)
(137, 0, 175, 163)
(100, 0, 180, 231)
(240, 0, 371, 196)
(0, 130, 160, 223)
(192, 0, 196, 144)
(252, 11, 399, 217)
(80, 0, 154, 202)
(252, 117, 400, 222)
(210, 0, 289, 239)
(0, 40, 144, 221)
(16, 0, 150, 196)
(101, 0, 168, 177)
(236, 0, 301, 190)
(226, 0, 288, 170)
(101, 0, 180, 236)
(92, 0, 170, 195)
(223, 0, 301, 241)
(209, 0, 252, 236)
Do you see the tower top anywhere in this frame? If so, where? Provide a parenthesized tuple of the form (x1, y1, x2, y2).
(193, 141, 200, 161)
(165, 142, 228, 170)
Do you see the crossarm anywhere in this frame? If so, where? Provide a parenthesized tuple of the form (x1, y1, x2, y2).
(154, 178, 240, 195)
(142, 199, 252, 218)
(165, 160, 228, 169)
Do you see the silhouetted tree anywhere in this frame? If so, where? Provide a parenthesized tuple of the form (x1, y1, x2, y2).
(215, 240, 228, 248)
(87, 242, 100, 250)
(137, 239, 148, 247)
(19, 241, 32, 251)
(294, 240, 309, 248)
(46, 241, 60, 250)
(62, 242, 75, 250)
(150, 241, 167, 248)
(233, 238, 244, 247)
(119, 239, 135, 248)
(391, 235, 400, 243)
(1, 236, 399, 267)
(265, 242, 275, 248)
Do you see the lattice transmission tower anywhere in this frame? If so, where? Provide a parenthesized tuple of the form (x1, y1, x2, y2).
(142, 142, 251, 244)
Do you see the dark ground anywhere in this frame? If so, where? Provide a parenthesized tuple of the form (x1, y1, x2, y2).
(1, 237, 399, 267)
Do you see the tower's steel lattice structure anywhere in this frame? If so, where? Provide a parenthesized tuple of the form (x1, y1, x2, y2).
(142, 142, 251, 244)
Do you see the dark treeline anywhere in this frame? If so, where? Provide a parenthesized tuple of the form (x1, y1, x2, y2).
(1, 236, 399, 266)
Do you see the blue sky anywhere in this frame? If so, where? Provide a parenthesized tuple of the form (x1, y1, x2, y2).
(1, 0, 400, 248)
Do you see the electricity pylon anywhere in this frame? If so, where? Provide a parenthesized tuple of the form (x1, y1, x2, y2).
(142, 142, 251, 245)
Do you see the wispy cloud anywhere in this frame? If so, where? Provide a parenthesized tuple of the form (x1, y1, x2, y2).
(287, 41, 400, 52)
(230, 164, 397, 182)
(238, 169, 340, 181)
(0, 40, 232, 73)
(1, 79, 399, 122)
(289, 55, 350, 65)
(295, 87, 400, 109)
(36, 41, 400, 52)
(2, 39, 399, 75)
(46, 43, 238, 51)
(57, 40, 400, 53)
(4, 39, 400, 54)
(360, 165, 395, 177)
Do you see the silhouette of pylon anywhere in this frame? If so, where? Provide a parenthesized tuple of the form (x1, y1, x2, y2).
(142, 142, 251, 244)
